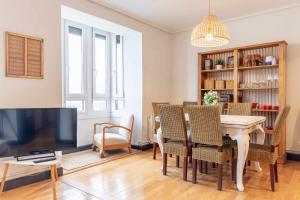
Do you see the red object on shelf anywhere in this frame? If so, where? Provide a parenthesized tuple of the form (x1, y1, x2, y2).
(252, 103, 258, 109)
(273, 106, 279, 110)
(266, 126, 273, 130)
(267, 105, 272, 110)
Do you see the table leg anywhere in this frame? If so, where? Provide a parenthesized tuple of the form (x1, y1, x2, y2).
(0, 164, 9, 194)
(254, 125, 266, 172)
(54, 165, 58, 181)
(50, 165, 57, 200)
(229, 129, 250, 192)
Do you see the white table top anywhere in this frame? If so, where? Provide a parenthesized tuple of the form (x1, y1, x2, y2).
(3, 151, 62, 166)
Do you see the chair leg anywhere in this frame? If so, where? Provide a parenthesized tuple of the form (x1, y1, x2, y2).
(218, 164, 223, 191)
(176, 156, 180, 168)
(183, 157, 188, 181)
(199, 160, 203, 173)
(231, 159, 235, 181)
(153, 143, 157, 160)
(192, 159, 197, 184)
(269, 164, 275, 192)
(274, 161, 278, 183)
(205, 161, 208, 174)
(99, 150, 105, 158)
(232, 159, 237, 183)
(163, 153, 167, 175)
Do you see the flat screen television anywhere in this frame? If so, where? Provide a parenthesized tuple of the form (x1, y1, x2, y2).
(0, 108, 77, 157)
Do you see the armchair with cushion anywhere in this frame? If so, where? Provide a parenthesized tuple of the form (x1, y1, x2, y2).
(93, 114, 134, 158)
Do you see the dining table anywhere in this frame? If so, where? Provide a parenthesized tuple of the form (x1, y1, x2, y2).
(154, 114, 266, 192)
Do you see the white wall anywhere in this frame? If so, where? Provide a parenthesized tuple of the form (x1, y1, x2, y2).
(171, 5, 300, 153)
(0, 0, 172, 180)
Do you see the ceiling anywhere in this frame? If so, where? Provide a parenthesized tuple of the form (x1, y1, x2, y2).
(90, 0, 300, 33)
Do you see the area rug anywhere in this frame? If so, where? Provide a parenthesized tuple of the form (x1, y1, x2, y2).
(61, 149, 139, 173)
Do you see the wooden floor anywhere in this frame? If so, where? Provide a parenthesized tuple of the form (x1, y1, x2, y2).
(1, 151, 300, 200)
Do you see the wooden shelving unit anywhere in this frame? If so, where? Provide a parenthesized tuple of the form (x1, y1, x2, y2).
(198, 41, 287, 163)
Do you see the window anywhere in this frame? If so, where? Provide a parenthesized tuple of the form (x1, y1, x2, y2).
(63, 20, 125, 117)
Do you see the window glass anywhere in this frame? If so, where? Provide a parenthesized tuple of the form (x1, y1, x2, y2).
(68, 26, 83, 94)
(94, 34, 107, 95)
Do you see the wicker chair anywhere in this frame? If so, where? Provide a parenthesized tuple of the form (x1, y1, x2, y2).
(183, 101, 198, 113)
(159, 105, 189, 181)
(227, 103, 252, 115)
(152, 102, 170, 160)
(187, 105, 232, 190)
(224, 103, 252, 146)
(233, 105, 290, 191)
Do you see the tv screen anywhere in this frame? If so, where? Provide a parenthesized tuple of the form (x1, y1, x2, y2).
(0, 108, 77, 157)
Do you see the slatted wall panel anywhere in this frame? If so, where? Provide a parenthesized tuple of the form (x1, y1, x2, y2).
(27, 38, 43, 77)
(6, 32, 44, 79)
(6, 34, 25, 76)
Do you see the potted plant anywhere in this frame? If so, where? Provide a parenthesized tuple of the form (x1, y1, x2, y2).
(215, 59, 224, 70)
(203, 91, 219, 106)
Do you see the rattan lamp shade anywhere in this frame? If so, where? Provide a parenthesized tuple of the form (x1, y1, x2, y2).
(191, 14, 230, 48)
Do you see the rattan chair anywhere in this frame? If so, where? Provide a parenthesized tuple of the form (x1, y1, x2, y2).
(159, 105, 190, 181)
(187, 105, 232, 190)
(233, 105, 290, 191)
(227, 103, 252, 115)
(224, 103, 252, 146)
(152, 102, 170, 160)
(183, 101, 198, 113)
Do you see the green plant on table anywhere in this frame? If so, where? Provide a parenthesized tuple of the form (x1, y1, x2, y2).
(203, 91, 219, 106)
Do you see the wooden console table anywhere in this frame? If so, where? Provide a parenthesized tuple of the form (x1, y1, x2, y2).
(0, 152, 62, 200)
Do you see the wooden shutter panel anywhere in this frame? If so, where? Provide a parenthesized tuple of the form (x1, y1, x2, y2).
(6, 32, 44, 79)
(6, 34, 25, 76)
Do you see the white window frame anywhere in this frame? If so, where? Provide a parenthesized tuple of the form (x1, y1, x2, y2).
(111, 34, 125, 114)
(64, 20, 88, 114)
(63, 19, 125, 119)
(90, 28, 111, 116)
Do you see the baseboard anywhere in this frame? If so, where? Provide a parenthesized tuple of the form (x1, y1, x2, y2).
(1, 167, 63, 192)
(131, 143, 153, 151)
(287, 152, 300, 161)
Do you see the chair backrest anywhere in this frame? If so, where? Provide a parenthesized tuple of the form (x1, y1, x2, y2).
(218, 103, 224, 114)
(271, 105, 291, 146)
(183, 101, 198, 113)
(152, 102, 170, 131)
(187, 105, 223, 146)
(227, 103, 252, 116)
(159, 105, 187, 142)
(119, 114, 134, 141)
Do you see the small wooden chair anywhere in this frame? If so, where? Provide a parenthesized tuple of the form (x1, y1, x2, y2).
(93, 114, 134, 158)
(187, 105, 232, 190)
(152, 102, 170, 159)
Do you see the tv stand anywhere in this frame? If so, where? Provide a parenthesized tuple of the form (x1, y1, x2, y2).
(0, 151, 62, 200)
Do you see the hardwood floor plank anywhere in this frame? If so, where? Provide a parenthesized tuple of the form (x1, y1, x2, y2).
(1, 151, 300, 200)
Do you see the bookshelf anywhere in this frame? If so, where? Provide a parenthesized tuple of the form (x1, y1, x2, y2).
(198, 41, 287, 163)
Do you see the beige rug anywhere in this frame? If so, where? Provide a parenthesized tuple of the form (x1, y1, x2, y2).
(62, 149, 139, 173)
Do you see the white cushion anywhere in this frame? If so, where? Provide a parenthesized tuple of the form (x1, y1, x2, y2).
(94, 132, 129, 146)
(118, 113, 133, 140)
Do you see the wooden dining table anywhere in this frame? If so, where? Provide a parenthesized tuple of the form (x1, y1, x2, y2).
(155, 114, 266, 192)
